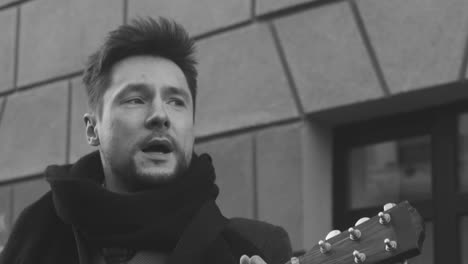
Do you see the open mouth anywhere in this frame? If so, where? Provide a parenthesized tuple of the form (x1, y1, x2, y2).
(141, 140, 173, 154)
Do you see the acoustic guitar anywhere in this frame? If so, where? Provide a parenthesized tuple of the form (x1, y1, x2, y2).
(285, 201, 424, 264)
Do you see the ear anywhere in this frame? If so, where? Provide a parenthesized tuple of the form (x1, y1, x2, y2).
(84, 113, 100, 146)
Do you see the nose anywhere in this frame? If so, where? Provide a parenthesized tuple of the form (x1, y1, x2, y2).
(144, 102, 170, 130)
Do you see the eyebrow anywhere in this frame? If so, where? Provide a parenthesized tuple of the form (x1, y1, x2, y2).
(114, 83, 153, 100)
(114, 83, 191, 103)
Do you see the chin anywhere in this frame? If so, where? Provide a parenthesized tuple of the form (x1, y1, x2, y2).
(131, 152, 189, 188)
(136, 166, 178, 185)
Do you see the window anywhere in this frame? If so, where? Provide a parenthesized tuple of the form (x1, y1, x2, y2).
(334, 101, 468, 264)
(348, 136, 431, 209)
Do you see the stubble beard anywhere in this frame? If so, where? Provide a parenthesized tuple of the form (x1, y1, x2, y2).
(116, 149, 190, 191)
(136, 152, 189, 185)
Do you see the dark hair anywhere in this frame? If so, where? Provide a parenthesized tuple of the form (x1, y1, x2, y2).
(82, 17, 198, 115)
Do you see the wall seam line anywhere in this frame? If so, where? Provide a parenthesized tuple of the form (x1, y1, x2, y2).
(65, 80, 72, 164)
(194, 117, 301, 144)
(256, 0, 343, 21)
(0, 0, 32, 12)
(251, 0, 256, 19)
(13, 5, 21, 91)
(458, 26, 468, 80)
(0, 70, 83, 98)
(9, 186, 14, 232)
(0, 173, 44, 187)
(300, 122, 308, 249)
(0, 97, 7, 129)
(123, 0, 128, 24)
(252, 135, 259, 220)
(193, 20, 253, 41)
(348, 0, 391, 96)
(268, 21, 306, 118)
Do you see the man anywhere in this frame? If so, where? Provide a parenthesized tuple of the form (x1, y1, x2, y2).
(0, 17, 392, 264)
(0, 17, 291, 264)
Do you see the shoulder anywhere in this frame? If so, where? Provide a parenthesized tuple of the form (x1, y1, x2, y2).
(226, 218, 292, 264)
(0, 191, 64, 264)
(226, 218, 289, 242)
(7, 191, 55, 239)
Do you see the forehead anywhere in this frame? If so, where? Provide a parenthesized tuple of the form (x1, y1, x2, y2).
(106, 55, 189, 97)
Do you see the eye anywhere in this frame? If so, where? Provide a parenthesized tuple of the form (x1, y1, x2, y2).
(168, 98, 186, 107)
(124, 98, 145, 104)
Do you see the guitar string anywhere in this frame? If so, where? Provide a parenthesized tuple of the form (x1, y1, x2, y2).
(300, 242, 386, 264)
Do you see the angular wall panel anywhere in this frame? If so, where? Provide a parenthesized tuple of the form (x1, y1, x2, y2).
(128, 0, 251, 37)
(358, 0, 468, 93)
(0, 8, 16, 93)
(0, 82, 68, 181)
(18, 0, 123, 86)
(195, 24, 298, 137)
(69, 77, 96, 163)
(300, 121, 332, 249)
(195, 134, 255, 219)
(275, 3, 383, 113)
(0, 186, 11, 248)
(256, 123, 304, 250)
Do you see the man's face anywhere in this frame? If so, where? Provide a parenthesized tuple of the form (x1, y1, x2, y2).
(95, 55, 194, 189)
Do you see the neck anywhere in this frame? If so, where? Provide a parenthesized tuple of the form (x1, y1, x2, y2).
(102, 175, 131, 194)
(99, 151, 134, 194)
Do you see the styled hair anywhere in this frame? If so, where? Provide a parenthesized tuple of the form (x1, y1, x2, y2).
(82, 17, 198, 115)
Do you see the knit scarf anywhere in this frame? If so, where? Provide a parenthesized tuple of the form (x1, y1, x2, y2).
(47, 151, 222, 253)
(0, 151, 264, 264)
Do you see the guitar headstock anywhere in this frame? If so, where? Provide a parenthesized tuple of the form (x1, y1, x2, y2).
(288, 201, 424, 264)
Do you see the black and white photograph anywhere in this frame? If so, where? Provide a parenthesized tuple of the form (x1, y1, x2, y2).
(0, 0, 467, 263)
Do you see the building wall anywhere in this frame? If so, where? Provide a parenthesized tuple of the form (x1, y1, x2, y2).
(0, 0, 468, 252)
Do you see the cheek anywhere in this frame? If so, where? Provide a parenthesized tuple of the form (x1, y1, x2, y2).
(173, 116, 194, 148)
(183, 126, 195, 151)
(102, 116, 141, 150)
(180, 125, 194, 163)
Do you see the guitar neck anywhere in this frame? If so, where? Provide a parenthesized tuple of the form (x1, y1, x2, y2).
(285, 201, 424, 264)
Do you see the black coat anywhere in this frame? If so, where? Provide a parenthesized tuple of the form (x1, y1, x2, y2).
(0, 157, 292, 264)
(0, 192, 292, 264)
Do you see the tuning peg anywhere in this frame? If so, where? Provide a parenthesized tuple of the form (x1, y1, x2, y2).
(384, 238, 397, 251)
(348, 227, 361, 240)
(318, 240, 331, 254)
(353, 250, 366, 263)
(378, 212, 391, 224)
(290, 257, 300, 264)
